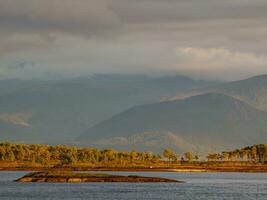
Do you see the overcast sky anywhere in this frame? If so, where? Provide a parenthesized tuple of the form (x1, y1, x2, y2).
(1, 0, 267, 80)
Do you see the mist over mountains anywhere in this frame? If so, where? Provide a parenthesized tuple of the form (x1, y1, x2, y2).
(0, 74, 267, 154)
(0, 74, 212, 143)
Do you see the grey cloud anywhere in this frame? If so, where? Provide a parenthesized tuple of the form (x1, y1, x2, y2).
(111, 0, 267, 23)
(1, 0, 267, 37)
(8, 61, 35, 70)
(0, 0, 121, 36)
(0, 0, 267, 80)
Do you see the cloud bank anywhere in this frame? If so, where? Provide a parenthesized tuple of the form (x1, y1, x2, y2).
(1, 0, 267, 80)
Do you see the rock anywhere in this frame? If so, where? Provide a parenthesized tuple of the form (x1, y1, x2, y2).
(15, 171, 182, 183)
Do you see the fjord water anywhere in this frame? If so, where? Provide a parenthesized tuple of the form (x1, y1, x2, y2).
(0, 171, 266, 200)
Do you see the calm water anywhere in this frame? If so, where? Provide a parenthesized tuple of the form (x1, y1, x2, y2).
(0, 171, 266, 200)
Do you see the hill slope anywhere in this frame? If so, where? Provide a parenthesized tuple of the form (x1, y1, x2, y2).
(79, 93, 267, 153)
(172, 75, 267, 111)
(0, 74, 212, 143)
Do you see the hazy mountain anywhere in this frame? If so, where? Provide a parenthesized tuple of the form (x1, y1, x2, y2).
(79, 93, 267, 154)
(172, 74, 267, 111)
(0, 74, 212, 143)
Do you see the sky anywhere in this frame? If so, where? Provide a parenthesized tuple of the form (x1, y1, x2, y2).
(1, 0, 267, 81)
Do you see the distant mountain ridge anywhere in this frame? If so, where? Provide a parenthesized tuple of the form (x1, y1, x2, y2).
(1, 74, 267, 153)
(0, 74, 213, 143)
(172, 74, 267, 111)
(79, 93, 267, 154)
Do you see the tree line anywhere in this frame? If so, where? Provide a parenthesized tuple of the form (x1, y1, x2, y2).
(206, 144, 267, 163)
(0, 142, 161, 165)
(0, 142, 266, 166)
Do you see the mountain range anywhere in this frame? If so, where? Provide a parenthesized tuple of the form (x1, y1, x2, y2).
(79, 93, 267, 154)
(0, 74, 212, 143)
(172, 74, 267, 111)
(1, 74, 267, 154)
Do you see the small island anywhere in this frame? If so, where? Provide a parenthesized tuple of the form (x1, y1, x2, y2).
(15, 171, 182, 183)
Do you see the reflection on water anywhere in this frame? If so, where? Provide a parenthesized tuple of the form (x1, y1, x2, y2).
(0, 171, 266, 200)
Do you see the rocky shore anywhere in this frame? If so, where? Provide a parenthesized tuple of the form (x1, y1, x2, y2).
(15, 171, 182, 183)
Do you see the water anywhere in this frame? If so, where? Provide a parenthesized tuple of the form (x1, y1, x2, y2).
(0, 171, 266, 200)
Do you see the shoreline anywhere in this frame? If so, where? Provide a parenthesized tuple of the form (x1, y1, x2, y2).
(1, 166, 267, 173)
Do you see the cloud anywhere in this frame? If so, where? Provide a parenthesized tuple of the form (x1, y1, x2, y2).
(178, 47, 266, 66)
(112, 0, 267, 23)
(8, 61, 35, 70)
(1, 0, 267, 80)
(0, 0, 121, 36)
(176, 47, 267, 80)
